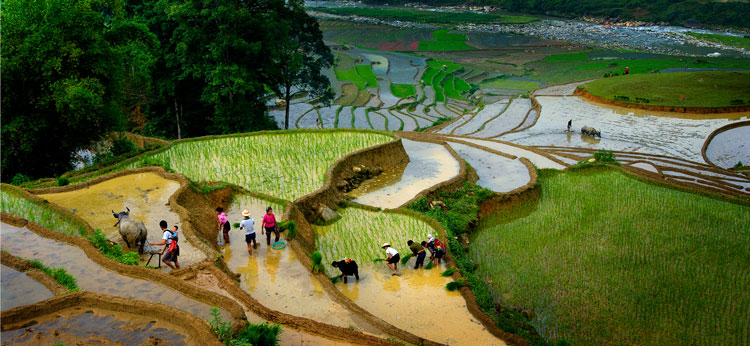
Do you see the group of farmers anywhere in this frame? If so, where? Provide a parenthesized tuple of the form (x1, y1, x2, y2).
(331, 234, 447, 283)
(216, 206, 281, 255)
(206, 205, 448, 283)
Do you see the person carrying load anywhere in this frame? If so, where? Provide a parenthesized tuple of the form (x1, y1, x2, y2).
(331, 258, 359, 283)
(150, 220, 180, 270)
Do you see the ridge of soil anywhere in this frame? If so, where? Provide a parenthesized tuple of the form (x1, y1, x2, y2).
(0, 251, 69, 296)
(0, 291, 222, 346)
(574, 88, 750, 114)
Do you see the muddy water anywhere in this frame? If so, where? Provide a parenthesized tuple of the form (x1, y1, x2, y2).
(705, 125, 750, 169)
(1, 264, 54, 311)
(501, 96, 750, 163)
(449, 143, 531, 193)
(0, 223, 228, 321)
(1, 307, 189, 345)
(222, 196, 385, 336)
(337, 263, 505, 346)
(352, 139, 460, 209)
(39, 172, 206, 269)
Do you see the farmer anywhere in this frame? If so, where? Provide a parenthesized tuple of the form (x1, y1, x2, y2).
(567, 119, 572, 132)
(331, 258, 359, 283)
(381, 243, 400, 275)
(407, 240, 426, 269)
(239, 209, 256, 255)
(149, 220, 180, 270)
(216, 207, 230, 245)
(624, 66, 630, 75)
(426, 234, 446, 266)
(262, 207, 280, 246)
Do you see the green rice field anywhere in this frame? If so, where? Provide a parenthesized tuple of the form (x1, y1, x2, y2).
(419, 29, 474, 51)
(132, 132, 393, 201)
(315, 207, 436, 276)
(335, 65, 378, 90)
(580, 71, 750, 107)
(1, 189, 88, 236)
(470, 169, 750, 345)
(391, 83, 416, 98)
(686, 32, 750, 50)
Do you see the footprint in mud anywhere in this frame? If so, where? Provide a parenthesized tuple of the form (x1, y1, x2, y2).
(100, 191, 124, 200)
(136, 186, 158, 201)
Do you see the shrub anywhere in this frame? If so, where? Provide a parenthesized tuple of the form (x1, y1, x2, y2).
(209, 307, 233, 344)
(10, 173, 32, 186)
(57, 177, 70, 186)
(446, 278, 467, 291)
(441, 268, 457, 276)
(111, 138, 136, 156)
(236, 322, 282, 346)
(86, 229, 140, 265)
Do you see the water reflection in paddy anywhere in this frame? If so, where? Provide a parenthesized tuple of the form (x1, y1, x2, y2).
(1, 264, 54, 311)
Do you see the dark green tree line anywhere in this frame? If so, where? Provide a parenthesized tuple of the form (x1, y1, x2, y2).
(2, 0, 333, 181)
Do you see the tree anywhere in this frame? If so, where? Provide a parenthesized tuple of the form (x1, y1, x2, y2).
(140, 0, 279, 136)
(269, 0, 334, 130)
(1, 0, 136, 180)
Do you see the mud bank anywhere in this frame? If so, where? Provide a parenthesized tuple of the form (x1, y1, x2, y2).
(0, 292, 221, 346)
(0, 215, 245, 327)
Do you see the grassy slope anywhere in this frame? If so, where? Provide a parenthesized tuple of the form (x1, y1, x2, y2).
(686, 32, 750, 50)
(526, 53, 750, 85)
(335, 69, 366, 89)
(355, 65, 378, 88)
(580, 71, 750, 107)
(470, 168, 750, 345)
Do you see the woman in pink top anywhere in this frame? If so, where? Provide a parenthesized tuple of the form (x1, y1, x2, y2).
(262, 206, 279, 246)
(216, 207, 230, 245)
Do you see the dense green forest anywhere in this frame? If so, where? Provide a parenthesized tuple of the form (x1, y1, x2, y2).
(363, 0, 750, 28)
(2, 0, 332, 181)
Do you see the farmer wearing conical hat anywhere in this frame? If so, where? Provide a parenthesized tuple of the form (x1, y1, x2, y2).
(239, 209, 256, 255)
(382, 243, 400, 276)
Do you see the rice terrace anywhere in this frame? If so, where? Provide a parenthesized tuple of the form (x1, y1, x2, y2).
(2, 0, 749, 345)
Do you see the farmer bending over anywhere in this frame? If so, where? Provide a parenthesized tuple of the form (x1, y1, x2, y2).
(382, 243, 400, 276)
(407, 240, 426, 269)
(331, 258, 359, 283)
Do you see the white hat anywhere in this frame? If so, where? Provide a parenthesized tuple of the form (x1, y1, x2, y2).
(427, 234, 433, 240)
(242, 209, 251, 217)
(382, 243, 390, 248)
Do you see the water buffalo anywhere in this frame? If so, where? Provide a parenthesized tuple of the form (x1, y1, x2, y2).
(581, 126, 601, 138)
(112, 207, 148, 254)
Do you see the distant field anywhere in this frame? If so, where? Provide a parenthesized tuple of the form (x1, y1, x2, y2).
(579, 71, 750, 107)
(312, 7, 537, 25)
(419, 29, 474, 51)
(686, 32, 750, 50)
(480, 77, 540, 91)
(527, 53, 750, 84)
(471, 168, 750, 345)
(335, 65, 378, 90)
(421, 58, 470, 102)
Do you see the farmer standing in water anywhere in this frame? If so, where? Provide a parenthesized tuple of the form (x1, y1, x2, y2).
(239, 209, 256, 254)
(216, 207, 230, 245)
(567, 119, 572, 132)
(150, 220, 180, 270)
(262, 207, 280, 246)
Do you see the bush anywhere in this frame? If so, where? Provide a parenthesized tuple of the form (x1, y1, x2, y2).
(11, 173, 32, 186)
(236, 322, 282, 346)
(86, 229, 140, 265)
(57, 177, 70, 186)
(110, 138, 136, 156)
(446, 278, 467, 291)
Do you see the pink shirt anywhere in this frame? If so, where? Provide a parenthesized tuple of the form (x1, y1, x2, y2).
(217, 212, 228, 225)
(262, 213, 276, 228)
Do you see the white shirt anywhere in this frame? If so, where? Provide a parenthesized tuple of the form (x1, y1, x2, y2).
(385, 247, 398, 257)
(162, 230, 172, 245)
(240, 218, 255, 235)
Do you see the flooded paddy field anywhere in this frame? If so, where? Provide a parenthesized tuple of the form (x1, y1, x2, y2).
(448, 142, 531, 193)
(351, 139, 460, 209)
(454, 137, 566, 169)
(315, 207, 505, 346)
(1, 307, 191, 345)
(1, 223, 228, 321)
(222, 196, 385, 335)
(704, 123, 750, 169)
(499, 96, 750, 163)
(446, 100, 509, 135)
(38, 172, 206, 268)
(1, 264, 54, 311)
